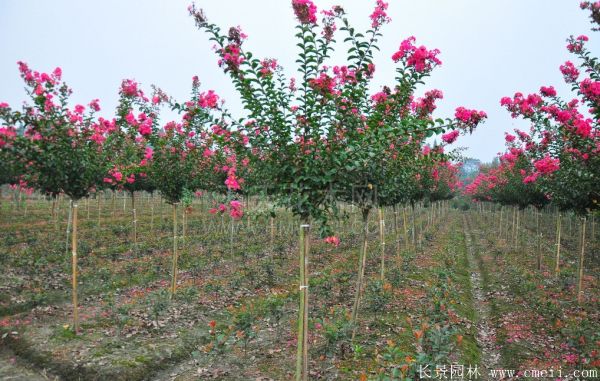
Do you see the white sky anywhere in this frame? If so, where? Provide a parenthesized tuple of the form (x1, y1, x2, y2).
(0, 0, 595, 162)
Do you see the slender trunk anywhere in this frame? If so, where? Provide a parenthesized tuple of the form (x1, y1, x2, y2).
(183, 208, 188, 247)
(515, 209, 520, 250)
(576, 217, 587, 303)
(270, 216, 275, 250)
(65, 201, 73, 258)
(295, 222, 310, 381)
(132, 192, 137, 247)
(402, 207, 409, 252)
(97, 193, 101, 227)
(71, 202, 79, 333)
(536, 210, 542, 271)
(499, 207, 503, 240)
(379, 207, 386, 282)
(170, 203, 179, 297)
(411, 204, 416, 251)
(555, 213, 562, 275)
(150, 196, 155, 232)
(351, 208, 370, 341)
(393, 205, 401, 262)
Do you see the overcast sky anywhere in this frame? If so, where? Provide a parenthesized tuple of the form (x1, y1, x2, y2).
(0, 1, 595, 162)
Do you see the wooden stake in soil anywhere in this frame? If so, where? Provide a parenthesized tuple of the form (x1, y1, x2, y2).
(555, 213, 562, 275)
(170, 203, 179, 297)
(576, 216, 587, 303)
(295, 223, 310, 381)
(65, 200, 73, 257)
(71, 202, 79, 333)
(379, 207, 386, 282)
(351, 209, 370, 341)
(536, 210, 542, 271)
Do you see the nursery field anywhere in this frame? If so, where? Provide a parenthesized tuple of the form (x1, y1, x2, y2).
(0, 195, 598, 380)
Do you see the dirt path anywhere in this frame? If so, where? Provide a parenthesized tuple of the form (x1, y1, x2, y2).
(0, 348, 59, 381)
(462, 216, 501, 380)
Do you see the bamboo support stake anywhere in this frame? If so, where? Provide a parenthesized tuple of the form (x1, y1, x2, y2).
(150, 198, 155, 231)
(97, 193, 102, 227)
(577, 217, 587, 303)
(536, 211, 542, 271)
(555, 213, 562, 275)
(295, 224, 310, 381)
(132, 192, 137, 246)
(170, 203, 179, 297)
(403, 207, 409, 251)
(71, 202, 79, 333)
(379, 207, 386, 282)
(393, 205, 401, 261)
(351, 210, 370, 341)
(65, 200, 73, 257)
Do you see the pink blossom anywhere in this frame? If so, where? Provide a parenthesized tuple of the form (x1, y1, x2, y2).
(144, 147, 154, 159)
(534, 155, 560, 175)
(74, 104, 85, 114)
(392, 36, 441, 73)
(454, 107, 487, 129)
(229, 200, 243, 219)
(580, 78, 600, 103)
(121, 79, 139, 97)
(198, 90, 220, 108)
(441, 130, 460, 144)
(540, 86, 557, 97)
(292, 0, 317, 24)
(505, 133, 516, 142)
(560, 61, 579, 83)
(324, 236, 340, 247)
(89, 99, 101, 112)
(369, 0, 391, 28)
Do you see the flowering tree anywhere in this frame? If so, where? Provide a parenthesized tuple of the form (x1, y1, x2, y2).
(190, 0, 485, 378)
(499, 4, 599, 302)
(0, 63, 112, 332)
(148, 77, 243, 297)
(100, 79, 162, 244)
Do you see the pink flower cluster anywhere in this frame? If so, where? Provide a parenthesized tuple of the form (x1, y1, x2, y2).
(218, 44, 244, 71)
(534, 155, 560, 175)
(324, 236, 340, 247)
(125, 111, 153, 136)
(259, 59, 278, 78)
(566, 35, 588, 53)
(198, 90, 220, 108)
(209, 200, 244, 219)
(441, 130, 460, 144)
(580, 78, 600, 104)
(309, 73, 337, 96)
(411, 89, 443, 117)
(292, 0, 317, 25)
(392, 36, 441, 73)
(454, 107, 487, 129)
(560, 61, 579, 83)
(369, 0, 391, 29)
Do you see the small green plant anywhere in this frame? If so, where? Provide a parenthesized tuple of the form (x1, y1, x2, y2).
(366, 280, 392, 312)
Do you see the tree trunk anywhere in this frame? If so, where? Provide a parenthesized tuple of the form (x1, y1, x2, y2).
(170, 203, 179, 297)
(379, 207, 386, 282)
(577, 217, 587, 303)
(295, 222, 310, 381)
(71, 202, 79, 333)
(351, 208, 370, 341)
(131, 192, 137, 247)
(393, 205, 401, 262)
(555, 213, 562, 275)
(536, 210, 542, 271)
